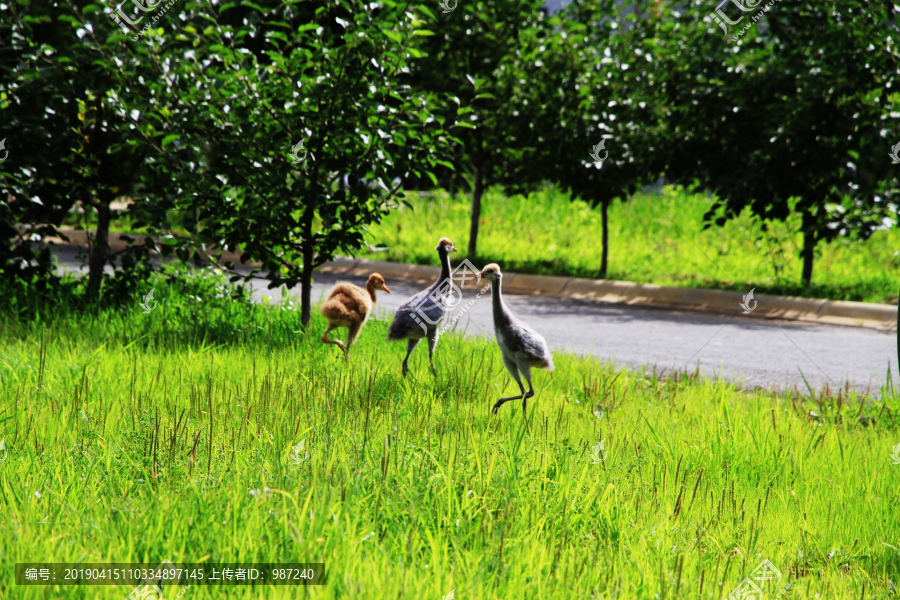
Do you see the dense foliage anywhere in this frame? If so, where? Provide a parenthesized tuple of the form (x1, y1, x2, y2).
(1, 0, 897, 303)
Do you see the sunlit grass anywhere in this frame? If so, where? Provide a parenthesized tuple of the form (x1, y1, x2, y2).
(366, 186, 900, 305)
(1, 269, 899, 598)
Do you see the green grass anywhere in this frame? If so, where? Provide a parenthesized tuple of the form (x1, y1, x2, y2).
(2, 268, 900, 598)
(365, 186, 900, 305)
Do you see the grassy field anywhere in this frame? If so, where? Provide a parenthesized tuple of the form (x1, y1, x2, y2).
(2, 268, 899, 599)
(365, 187, 900, 305)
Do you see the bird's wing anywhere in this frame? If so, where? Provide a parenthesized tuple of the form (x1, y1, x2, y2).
(388, 287, 446, 337)
(387, 309, 423, 338)
(415, 298, 447, 325)
(506, 320, 551, 362)
(394, 288, 446, 323)
(521, 329, 551, 361)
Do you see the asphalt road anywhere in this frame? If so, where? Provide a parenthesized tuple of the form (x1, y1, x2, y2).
(55, 247, 898, 394)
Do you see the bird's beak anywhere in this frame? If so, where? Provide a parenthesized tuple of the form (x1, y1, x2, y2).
(382, 284, 392, 294)
(477, 271, 485, 278)
(450, 246, 458, 252)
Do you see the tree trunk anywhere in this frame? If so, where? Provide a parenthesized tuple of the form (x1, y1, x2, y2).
(598, 198, 609, 279)
(87, 194, 112, 301)
(469, 165, 483, 257)
(300, 208, 315, 327)
(468, 133, 484, 257)
(800, 209, 817, 286)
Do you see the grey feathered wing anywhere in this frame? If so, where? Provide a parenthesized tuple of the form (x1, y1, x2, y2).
(510, 319, 554, 370)
(387, 285, 447, 339)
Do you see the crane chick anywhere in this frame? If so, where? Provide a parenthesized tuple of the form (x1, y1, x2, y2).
(387, 237, 457, 376)
(321, 273, 391, 362)
(479, 263, 554, 414)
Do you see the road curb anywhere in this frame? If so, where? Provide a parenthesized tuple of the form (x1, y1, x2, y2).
(48, 229, 897, 331)
(318, 256, 897, 331)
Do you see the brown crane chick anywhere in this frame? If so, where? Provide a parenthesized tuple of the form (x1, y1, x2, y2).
(321, 273, 391, 361)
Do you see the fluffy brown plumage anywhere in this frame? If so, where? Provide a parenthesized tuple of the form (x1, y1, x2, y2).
(321, 273, 390, 361)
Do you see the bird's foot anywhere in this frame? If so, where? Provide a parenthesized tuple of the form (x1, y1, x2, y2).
(429, 364, 437, 376)
(401, 363, 409, 378)
(491, 400, 505, 415)
(493, 394, 526, 415)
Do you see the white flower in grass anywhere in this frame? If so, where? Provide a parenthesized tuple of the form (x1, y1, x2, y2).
(890, 442, 900, 465)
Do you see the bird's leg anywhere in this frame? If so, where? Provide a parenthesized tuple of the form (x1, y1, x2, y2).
(402, 338, 421, 377)
(493, 357, 525, 414)
(492, 383, 527, 414)
(522, 382, 536, 414)
(344, 322, 362, 363)
(426, 329, 439, 376)
(521, 365, 535, 414)
(321, 325, 346, 356)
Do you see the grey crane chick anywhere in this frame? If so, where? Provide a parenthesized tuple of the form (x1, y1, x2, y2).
(387, 237, 458, 376)
(479, 263, 554, 414)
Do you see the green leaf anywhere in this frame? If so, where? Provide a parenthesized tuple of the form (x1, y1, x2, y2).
(161, 134, 180, 148)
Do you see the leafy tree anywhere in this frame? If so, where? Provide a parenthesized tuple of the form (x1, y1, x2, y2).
(409, 0, 547, 257)
(167, 0, 456, 326)
(0, 0, 182, 301)
(504, 0, 666, 278)
(653, 0, 900, 285)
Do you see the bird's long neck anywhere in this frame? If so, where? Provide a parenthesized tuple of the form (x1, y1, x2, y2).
(490, 277, 510, 327)
(437, 249, 452, 286)
(365, 281, 378, 304)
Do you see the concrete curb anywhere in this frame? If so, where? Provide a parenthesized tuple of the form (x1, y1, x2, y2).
(48, 228, 897, 331)
(317, 256, 897, 332)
